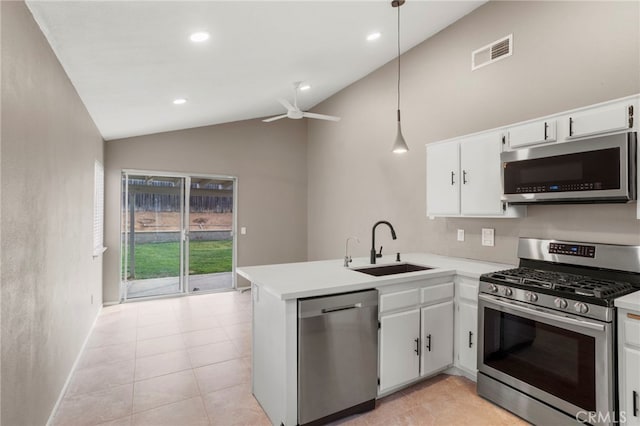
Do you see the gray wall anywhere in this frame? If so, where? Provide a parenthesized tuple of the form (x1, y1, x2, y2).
(104, 119, 308, 303)
(1, 2, 104, 425)
(307, 0, 640, 265)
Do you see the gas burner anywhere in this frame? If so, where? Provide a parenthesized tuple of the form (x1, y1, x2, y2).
(483, 266, 636, 302)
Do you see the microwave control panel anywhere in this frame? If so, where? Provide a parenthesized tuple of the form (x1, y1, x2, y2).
(514, 182, 603, 193)
(549, 242, 596, 258)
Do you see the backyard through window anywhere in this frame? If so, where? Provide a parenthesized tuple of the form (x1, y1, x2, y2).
(121, 174, 235, 299)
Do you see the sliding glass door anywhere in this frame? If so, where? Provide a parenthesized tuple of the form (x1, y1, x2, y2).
(185, 177, 235, 293)
(121, 172, 236, 301)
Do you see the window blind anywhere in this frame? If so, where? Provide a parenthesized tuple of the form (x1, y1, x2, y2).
(93, 160, 105, 256)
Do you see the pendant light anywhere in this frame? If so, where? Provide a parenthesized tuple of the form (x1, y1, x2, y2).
(391, 0, 409, 154)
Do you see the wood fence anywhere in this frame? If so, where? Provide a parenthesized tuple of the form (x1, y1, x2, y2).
(125, 179, 233, 213)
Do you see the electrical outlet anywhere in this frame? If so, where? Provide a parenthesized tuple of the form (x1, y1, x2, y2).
(482, 228, 495, 247)
(457, 229, 465, 242)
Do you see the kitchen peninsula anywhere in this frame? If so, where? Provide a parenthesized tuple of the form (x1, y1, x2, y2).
(237, 253, 513, 426)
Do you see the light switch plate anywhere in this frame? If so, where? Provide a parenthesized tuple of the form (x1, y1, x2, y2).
(457, 229, 465, 242)
(482, 228, 495, 247)
(241, 227, 247, 235)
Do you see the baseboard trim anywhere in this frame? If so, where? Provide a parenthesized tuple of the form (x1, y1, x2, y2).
(45, 305, 102, 426)
(445, 366, 477, 382)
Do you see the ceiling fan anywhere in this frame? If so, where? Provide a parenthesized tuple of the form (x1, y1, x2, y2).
(263, 82, 341, 123)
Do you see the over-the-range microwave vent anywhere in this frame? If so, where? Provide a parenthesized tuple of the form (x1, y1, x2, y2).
(472, 34, 513, 71)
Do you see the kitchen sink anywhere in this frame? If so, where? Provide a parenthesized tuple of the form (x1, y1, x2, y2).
(353, 263, 433, 277)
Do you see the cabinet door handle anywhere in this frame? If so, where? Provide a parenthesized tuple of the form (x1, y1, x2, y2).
(634, 390, 639, 417)
(569, 117, 574, 136)
(414, 338, 420, 356)
(426, 334, 432, 352)
(468, 331, 473, 348)
(463, 170, 468, 184)
(544, 122, 548, 140)
(451, 171, 455, 185)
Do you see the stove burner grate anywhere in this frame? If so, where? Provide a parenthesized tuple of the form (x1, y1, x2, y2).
(486, 267, 635, 300)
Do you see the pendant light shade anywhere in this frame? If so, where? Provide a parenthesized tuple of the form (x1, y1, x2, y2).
(391, 0, 408, 154)
(392, 110, 409, 154)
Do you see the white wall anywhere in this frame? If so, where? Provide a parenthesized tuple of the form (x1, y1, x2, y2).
(1, 2, 104, 425)
(307, 1, 640, 265)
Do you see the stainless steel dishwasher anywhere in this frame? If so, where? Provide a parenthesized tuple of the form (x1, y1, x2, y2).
(298, 289, 378, 426)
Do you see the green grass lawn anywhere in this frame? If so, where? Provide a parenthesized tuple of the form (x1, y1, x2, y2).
(124, 240, 232, 279)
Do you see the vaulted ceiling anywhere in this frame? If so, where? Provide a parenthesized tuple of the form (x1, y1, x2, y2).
(27, 1, 485, 140)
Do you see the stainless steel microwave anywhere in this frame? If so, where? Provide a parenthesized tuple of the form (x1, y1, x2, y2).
(501, 132, 637, 204)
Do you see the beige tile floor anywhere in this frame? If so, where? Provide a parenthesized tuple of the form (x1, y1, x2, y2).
(53, 291, 528, 426)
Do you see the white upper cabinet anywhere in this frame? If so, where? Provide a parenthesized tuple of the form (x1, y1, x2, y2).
(427, 132, 524, 218)
(426, 141, 460, 216)
(460, 132, 505, 216)
(568, 103, 632, 139)
(508, 119, 557, 148)
(426, 94, 638, 219)
(502, 95, 637, 152)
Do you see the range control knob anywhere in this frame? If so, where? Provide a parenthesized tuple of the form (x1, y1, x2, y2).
(554, 298, 568, 309)
(525, 291, 538, 302)
(502, 287, 513, 297)
(574, 302, 589, 314)
(489, 284, 498, 293)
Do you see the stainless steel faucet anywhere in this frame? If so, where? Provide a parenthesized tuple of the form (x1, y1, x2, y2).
(344, 236, 359, 267)
(370, 221, 397, 264)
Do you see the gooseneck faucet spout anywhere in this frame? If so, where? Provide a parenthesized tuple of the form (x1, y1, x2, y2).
(371, 220, 397, 264)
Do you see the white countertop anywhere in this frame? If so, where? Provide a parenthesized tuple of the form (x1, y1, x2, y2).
(615, 290, 640, 311)
(236, 253, 513, 300)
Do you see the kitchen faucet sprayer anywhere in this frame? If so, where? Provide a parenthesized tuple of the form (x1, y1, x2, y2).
(370, 221, 397, 264)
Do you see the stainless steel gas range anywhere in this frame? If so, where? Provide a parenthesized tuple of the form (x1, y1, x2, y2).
(477, 238, 640, 426)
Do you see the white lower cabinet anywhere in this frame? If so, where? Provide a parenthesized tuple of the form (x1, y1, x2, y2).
(378, 281, 454, 394)
(622, 346, 640, 426)
(619, 308, 640, 426)
(379, 309, 420, 392)
(420, 301, 454, 377)
(457, 300, 478, 374)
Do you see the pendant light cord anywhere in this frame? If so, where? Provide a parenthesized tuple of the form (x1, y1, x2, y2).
(397, 3, 401, 113)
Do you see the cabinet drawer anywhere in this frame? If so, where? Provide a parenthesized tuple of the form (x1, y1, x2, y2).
(421, 282, 454, 304)
(380, 288, 419, 313)
(624, 312, 640, 347)
(457, 279, 479, 302)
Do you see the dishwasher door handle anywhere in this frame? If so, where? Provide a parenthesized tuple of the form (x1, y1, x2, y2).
(321, 302, 362, 314)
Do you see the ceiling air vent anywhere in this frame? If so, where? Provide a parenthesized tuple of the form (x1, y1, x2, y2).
(472, 34, 513, 71)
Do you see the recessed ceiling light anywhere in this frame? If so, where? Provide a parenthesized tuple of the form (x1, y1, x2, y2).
(299, 84, 311, 91)
(173, 98, 187, 105)
(367, 32, 381, 41)
(189, 32, 210, 43)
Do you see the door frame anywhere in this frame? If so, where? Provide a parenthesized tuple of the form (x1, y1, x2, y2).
(120, 169, 238, 302)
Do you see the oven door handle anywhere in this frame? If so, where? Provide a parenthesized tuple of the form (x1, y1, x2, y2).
(478, 294, 606, 332)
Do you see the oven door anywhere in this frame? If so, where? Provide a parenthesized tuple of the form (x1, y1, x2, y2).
(501, 132, 636, 203)
(478, 294, 615, 422)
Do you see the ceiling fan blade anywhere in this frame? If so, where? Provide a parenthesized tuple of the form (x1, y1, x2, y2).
(262, 114, 288, 123)
(302, 112, 341, 122)
(278, 98, 296, 111)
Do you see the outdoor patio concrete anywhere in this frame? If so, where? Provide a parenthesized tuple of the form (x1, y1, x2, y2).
(126, 272, 233, 299)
